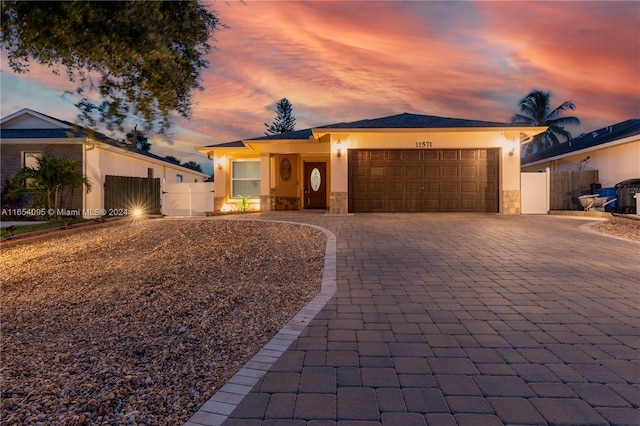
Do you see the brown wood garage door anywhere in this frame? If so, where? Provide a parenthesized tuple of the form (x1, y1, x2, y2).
(349, 149, 499, 213)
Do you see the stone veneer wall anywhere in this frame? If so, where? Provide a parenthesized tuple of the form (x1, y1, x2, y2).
(330, 192, 348, 215)
(275, 197, 300, 211)
(502, 190, 521, 215)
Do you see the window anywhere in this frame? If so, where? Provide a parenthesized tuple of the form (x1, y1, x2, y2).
(23, 151, 42, 168)
(176, 174, 183, 183)
(232, 161, 260, 197)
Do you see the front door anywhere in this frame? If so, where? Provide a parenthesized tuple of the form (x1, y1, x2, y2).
(304, 162, 327, 209)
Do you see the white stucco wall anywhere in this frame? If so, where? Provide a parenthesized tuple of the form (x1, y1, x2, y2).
(84, 144, 207, 213)
(521, 140, 640, 188)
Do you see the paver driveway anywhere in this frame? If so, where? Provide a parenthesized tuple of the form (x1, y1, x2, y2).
(189, 213, 639, 426)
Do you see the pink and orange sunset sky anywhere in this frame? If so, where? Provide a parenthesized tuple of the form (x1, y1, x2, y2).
(1, 1, 639, 174)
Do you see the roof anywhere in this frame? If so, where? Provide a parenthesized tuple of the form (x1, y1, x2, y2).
(248, 128, 314, 141)
(201, 112, 530, 149)
(317, 112, 523, 130)
(522, 119, 640, 165)
(200, 130, 313, 148)
(1, 108, 208, 176)
(0, 128, 83, 139)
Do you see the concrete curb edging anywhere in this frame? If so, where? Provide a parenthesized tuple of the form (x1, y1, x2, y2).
(185, 221, 337, 426)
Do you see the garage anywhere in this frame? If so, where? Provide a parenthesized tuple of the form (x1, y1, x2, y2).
(349, 149, 499, 213)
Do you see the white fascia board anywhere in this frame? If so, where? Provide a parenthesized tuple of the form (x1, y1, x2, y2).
(312, 126, 547, 138)
(521, 135, 639, 168)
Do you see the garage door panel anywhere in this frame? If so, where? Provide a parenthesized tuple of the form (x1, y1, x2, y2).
(388, 182, 404, 193)
(441, 198, 460, 210)
(387, 166, 404, 177)
(387, 150, 404, 160)
(460, 150, 478, 160)
(423, 150, 439, 160)
(354, 151, 370, 161)
(349, 149, 499, 213)
(442, 166, 460, 177)
(461, 182, 478, 193)
(425, 166, 442, 177)
(366, 181, 386, 194)
(424, 182, 441, 192)
(370, 151, 387, 161)
(405, 182, 423, 193)
(441, 182, 459, 193)
(461, 199, 479, 210)
(406, 150, 422, 160)
(405, 166, 422, 177)
(461, 166, 479, 177)
(368, 166, 385, 177)
(353, 166, 370, 177)
(442, 150, 459, 160)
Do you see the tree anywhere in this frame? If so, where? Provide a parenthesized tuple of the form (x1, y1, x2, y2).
(125, 126, 151, 152)
(265, 98, 296, 135)
(181, 161, 203, 172)
(511, 90, 580, 156)
(12, 153, 92, 217)
(164, 156, 182, 165)
(1, 1, 220, 137)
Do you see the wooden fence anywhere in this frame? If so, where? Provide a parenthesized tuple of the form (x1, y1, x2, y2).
(550, 170, 599, 210)
(104, 175, 161, 216)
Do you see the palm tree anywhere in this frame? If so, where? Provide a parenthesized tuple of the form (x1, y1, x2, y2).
(12, 153, 92, 217)
(512, 90, 580, 156)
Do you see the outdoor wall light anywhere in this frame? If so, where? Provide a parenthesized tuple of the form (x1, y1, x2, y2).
(509, 148, 516, 157)
(336, 140, 342, 158)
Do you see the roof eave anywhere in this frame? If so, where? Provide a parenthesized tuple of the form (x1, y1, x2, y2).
(312, 126, 548, 138)
(522, 134, 640, 167)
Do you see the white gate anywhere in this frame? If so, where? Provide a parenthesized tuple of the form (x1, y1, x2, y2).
(521, 168, 550, 214)
(162, 182, 214, 216)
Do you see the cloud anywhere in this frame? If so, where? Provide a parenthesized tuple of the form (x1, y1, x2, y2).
(2, 0, 638, 154)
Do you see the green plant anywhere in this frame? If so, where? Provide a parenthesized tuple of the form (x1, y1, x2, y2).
(11, 153, 92, 218)
(239, 195, 248, 212)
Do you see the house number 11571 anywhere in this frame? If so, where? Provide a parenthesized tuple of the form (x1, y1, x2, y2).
(416, 141, 433, 148)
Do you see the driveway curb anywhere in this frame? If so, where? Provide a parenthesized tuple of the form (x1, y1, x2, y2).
(185, 220, 337, 426)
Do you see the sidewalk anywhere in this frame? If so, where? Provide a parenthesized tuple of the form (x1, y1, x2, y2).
(187, 213, 640, 426)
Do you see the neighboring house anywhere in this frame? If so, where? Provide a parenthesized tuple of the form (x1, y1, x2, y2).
(197, 112, 546, 215)
(1, 108, 208, 216)
(521, 119, 640, 188)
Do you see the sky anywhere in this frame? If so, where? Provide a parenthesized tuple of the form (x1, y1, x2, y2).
(1, 1, 639, 175)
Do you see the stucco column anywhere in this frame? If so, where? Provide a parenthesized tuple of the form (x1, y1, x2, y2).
(330, 138, 349, 214)
(502, 132, 521, 214)
(213, 157, 226, 212)
(260, 154, 272, 211)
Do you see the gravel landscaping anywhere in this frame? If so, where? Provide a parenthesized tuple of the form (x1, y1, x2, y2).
(591, 218, 640, 243)
(0, 219, 326, 425)
(1, 214, 637, 425)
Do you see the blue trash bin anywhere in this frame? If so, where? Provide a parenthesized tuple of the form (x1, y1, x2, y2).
(595, 188, 617, 212)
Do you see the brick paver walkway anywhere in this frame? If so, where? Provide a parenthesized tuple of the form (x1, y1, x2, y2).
(187, 213, 639, 426)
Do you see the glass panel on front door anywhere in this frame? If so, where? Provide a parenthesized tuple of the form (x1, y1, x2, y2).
(310, 168, 321, 191)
